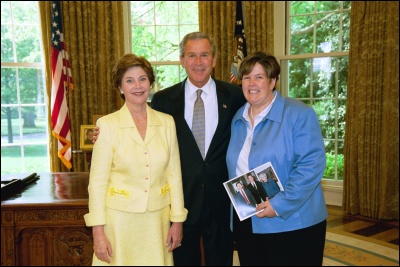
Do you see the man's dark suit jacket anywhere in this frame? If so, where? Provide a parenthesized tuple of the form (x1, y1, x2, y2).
(151, 78, 246, 225)
(234, 188, 257, 219)
(247, 180, 268, 204)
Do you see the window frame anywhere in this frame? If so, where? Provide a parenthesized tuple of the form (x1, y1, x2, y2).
(1, 1, 50, 175)
(274, 1, 349, 186)
(126, 1, 199, 101)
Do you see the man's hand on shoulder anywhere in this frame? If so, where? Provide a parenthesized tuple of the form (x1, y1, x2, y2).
(92, 127, 100, 143)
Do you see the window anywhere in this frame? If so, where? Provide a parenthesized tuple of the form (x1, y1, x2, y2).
(277, 1, 351, 182)
(130, 1, 199, 100)
(1, 1, 50, 174)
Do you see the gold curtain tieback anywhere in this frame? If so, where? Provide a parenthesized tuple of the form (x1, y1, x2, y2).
(161, 184, 170, 196)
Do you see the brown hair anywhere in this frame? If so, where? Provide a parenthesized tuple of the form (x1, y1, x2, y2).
(179, 31, 217, 58)
(112, 53, 155, 100)
(238, 51, 280, 83)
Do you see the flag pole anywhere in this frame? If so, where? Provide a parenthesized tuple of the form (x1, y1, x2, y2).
(230, 1, 247, 86)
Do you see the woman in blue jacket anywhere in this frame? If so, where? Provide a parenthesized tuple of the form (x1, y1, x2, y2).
(226, 51, 327, 266)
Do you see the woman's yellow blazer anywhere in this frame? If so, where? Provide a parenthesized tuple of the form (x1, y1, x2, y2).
(84, 104, 188, 226)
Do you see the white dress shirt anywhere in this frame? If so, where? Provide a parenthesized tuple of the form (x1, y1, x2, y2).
(236, 92, 277, 176)
(184, 77, 218, 157)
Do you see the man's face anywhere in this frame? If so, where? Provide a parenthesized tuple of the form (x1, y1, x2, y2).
(86, 131, 93, 140)
(180, 39, 217, 88)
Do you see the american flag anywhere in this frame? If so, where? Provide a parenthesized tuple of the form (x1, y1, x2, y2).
(230, 1, 247, 85)
(51, 1, 73, 170)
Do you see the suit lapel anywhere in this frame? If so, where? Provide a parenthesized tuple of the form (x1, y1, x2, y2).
(118, 105, 146, 149)
(169, 79, 237, 161)
(207, 81, 232, 157)
(169, 82, 188, 132)
(169, 80, 203, 158)
(144, 105, 161, 145)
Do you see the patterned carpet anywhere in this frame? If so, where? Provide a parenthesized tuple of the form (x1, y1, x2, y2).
(232, 228, 399, 266)
(323, 229, 399, 266)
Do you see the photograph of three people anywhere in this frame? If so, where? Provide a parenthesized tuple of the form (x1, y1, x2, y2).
(224, 162, 283, 221)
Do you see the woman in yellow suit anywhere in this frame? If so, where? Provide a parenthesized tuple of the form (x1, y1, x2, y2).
(84, 54, 188, 266)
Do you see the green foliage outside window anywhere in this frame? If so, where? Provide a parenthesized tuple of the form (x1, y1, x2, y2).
(1, 1, 49, 174)
(130, 1, 199, 98)
(287, 1, 351, 181)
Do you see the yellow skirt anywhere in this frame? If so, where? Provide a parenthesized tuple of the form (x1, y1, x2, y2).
(91, 206, 173, 266)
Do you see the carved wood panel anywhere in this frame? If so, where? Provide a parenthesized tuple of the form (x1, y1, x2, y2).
(15, 227, 93, 266)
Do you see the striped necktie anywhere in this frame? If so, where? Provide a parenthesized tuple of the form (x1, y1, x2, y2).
(192, 89, 205, 159)
(241, 190, 250, 204)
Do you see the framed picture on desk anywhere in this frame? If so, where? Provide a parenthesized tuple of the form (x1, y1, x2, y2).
(80, 125, 95, 150)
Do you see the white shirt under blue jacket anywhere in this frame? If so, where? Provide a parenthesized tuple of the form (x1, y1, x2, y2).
(226, 90, 328, 234)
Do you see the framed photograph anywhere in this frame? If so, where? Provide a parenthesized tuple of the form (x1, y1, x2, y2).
(80, 125, 95, 150)
(92, 115, 104, 125)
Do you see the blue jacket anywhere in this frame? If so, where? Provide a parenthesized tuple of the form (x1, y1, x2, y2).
(226, 90, 327, 233)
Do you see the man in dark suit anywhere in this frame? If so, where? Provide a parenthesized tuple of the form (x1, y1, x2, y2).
(151, 32, 246, 266)
(246, 173, 268, 204)
(233, 182, 257, 220)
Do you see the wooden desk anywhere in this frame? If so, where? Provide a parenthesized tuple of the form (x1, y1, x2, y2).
(1, 172, 93, 266)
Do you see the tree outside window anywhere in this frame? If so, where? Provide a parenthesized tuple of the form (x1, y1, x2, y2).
(130, 1, 199, 101)
(281, 1, 351, 181)
(1, 1, 50, 174)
